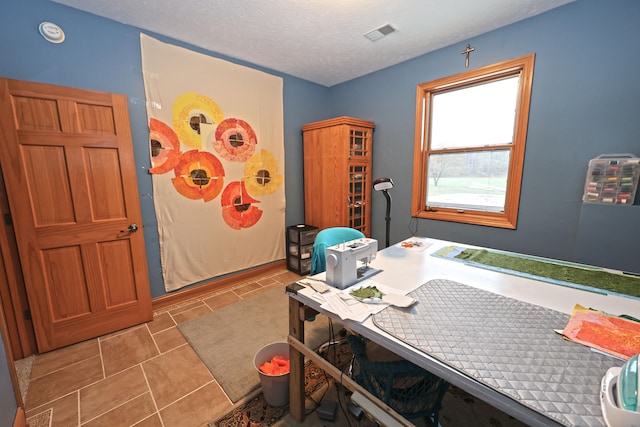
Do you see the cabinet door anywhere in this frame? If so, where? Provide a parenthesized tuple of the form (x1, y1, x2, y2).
(347, 125, 372, 236)
(348, 164, 369, 234)
(348, 127, 372, 159)
(303, 129, 347, 229)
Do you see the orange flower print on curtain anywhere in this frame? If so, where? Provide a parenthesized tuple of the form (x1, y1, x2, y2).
(214, 118, 257, 162)
(221, 181, 262, 230)
(148, 118, 182, 174)
(171, 150, 225, 202)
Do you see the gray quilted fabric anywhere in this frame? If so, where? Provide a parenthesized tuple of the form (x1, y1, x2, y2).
(372, 278, 620, 427)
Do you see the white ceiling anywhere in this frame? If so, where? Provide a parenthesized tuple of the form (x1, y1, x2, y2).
(51, 0, 574, 87)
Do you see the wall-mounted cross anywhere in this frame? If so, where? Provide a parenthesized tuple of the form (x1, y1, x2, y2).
(461, 44, 475, 68)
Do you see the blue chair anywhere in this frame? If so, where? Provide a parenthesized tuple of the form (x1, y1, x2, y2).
(310, 227, 365, 275)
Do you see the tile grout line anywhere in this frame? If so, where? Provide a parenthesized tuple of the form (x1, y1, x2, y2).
(147, 310, 178, 337)
(146, 323, 162, 355)
(77, 336, 105, 424)
(129, 413, 159, 427)
(153, 379, 218, 413)
(24, 389, 78, 421)
(99, 324, 146, 343)
(98, 338, 105, 381)
(28, 351, 100, 382)
(140, 361, 165, 427)
(148, 324, 174, 336)
(76, 391, 80, 427)
(78, 389, 150, 426)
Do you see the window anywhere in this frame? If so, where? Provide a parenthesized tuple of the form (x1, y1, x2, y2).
(411, 54, 535, 228)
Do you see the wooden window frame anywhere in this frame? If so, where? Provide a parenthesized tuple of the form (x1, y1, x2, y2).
(411, 53, 535, 229)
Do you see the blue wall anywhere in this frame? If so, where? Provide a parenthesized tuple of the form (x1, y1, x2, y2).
(0, 334, 16, 427)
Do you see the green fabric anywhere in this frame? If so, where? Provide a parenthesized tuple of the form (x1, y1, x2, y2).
(451, 248, 640, 298)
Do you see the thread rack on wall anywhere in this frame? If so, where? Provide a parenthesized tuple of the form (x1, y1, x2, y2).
(582, 154, 640, 205)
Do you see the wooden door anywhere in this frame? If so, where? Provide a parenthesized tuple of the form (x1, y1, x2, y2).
(0, 78, 152, 353)
(0, 167, 37, 358)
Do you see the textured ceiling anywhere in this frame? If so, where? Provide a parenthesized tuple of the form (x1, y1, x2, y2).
(51, 0, 574, 87)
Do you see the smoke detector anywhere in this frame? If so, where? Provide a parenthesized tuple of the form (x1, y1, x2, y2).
(364, 24, 397, 42)
(39, 22, 65, 44)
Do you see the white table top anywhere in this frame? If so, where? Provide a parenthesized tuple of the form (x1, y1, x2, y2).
(290, 236, 640, 426)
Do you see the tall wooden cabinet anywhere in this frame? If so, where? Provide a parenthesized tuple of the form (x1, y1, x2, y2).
(302, 116, 375, 237)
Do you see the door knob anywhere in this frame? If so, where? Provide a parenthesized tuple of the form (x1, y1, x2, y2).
(120, 224, 139, 233)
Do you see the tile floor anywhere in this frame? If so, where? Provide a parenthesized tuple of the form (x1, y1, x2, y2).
(20, 267, 304, 427)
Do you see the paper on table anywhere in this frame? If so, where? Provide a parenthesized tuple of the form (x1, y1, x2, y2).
(320, 292, 387, 322)
(317, 279, 414, 322)
(561, 304, 640, 360)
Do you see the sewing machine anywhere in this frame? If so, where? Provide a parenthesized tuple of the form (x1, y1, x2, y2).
(325, 238, 381, 289)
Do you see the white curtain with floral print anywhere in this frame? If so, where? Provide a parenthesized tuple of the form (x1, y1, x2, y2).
(141, 34, 285, 292)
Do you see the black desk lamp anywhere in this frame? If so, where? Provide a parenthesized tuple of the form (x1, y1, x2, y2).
(373, 177, 394, 248)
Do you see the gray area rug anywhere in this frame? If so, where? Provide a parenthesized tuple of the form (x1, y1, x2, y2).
(178, 285, 337, 403)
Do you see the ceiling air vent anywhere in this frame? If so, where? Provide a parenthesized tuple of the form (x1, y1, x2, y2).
(364, 24, 397, 42)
